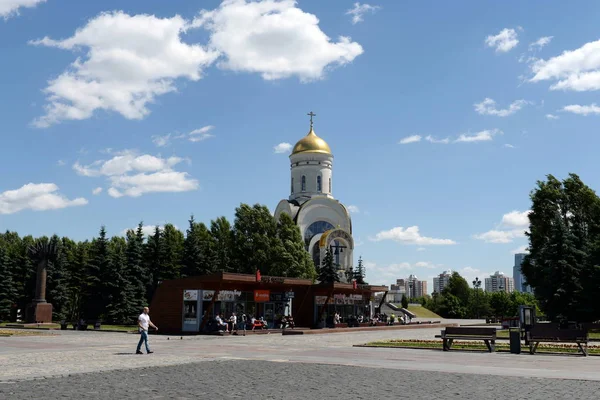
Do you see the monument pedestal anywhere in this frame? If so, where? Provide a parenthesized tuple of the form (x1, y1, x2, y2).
(26, 302, 53, 323)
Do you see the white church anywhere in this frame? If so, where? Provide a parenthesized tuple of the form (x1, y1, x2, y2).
(275, 113, 354, 280)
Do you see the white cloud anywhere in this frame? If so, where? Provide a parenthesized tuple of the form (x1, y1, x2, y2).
(57, 159, 66, 166)
(153, 126, 214, 146)
(189, 125, 215, 142)
(30, 11, 219, 127)
(193, 0, 363, 82)
(474, 210, 530, 243)
(152, 134, 173, 148)
(485, 28, 519, 53)
(0, 183, 87, 214)
(546, 113, 559, 120)
(425, 135, 450, 144)
(416, 247, 426, 252)
(473, 229, 525, 244)
(345, 2, 380, 25)
(501, 210, 531, 228)
(511, 245, 529, 254)
(120, 224, 178, 237)
(371, 226, 457, 246)
(530, 39, 600, 92)
(73, 150, 198, 198)
(0, 0, 45, 19)
(346, 205, 360, 213)
(414, 261, 438, 269)
(274, 142, 292, 154)
(562, 104, 600, 116)
(398, 135, 421, 144)
(529, 36, 553, 51)
(504, 144, 515, 148)
(92, 187, 102, 195)
(474, 98, 528, 117)
(455, 129, 502, 143)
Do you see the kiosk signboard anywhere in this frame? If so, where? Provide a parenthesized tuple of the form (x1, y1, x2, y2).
(254, 290, 270, 302)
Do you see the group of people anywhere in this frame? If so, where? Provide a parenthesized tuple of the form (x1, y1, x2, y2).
(214, 313, 291, 333)
(370, 312, 411, 325)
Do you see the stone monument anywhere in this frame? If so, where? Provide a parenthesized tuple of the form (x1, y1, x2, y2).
(26, 239, 57, 323)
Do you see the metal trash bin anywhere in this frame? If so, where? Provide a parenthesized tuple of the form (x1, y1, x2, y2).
(509, 328, 521, 354)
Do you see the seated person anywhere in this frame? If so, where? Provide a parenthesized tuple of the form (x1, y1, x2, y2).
(215, 314, 228, 332)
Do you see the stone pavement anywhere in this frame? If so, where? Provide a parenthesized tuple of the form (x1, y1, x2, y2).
(2, 360, 600, 399)
(2, 322, 600, 398)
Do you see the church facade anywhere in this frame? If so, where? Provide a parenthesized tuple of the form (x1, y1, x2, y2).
(274, 115, 354, 281)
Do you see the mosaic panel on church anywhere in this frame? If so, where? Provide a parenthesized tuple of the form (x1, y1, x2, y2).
(304, 220, 335, 249)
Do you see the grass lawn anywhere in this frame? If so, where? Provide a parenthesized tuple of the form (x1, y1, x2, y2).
(362, 339, 599, 355)
(406, 305, 441, 319)
(0, 328, 47, 336)
(495, 329, 600, 340)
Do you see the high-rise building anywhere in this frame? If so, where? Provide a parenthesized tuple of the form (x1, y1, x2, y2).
(513, 253, 532, 293)
(433, 270, 453, 293)
(485, 271, 515, 293)
(406, 274, 427, 298)
(386, 279, 407, 303)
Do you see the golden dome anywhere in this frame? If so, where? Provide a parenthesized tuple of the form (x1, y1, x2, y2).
(291, 128, 332, 155)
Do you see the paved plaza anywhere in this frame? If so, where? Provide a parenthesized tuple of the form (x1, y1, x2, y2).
(2, 322, 600, 398)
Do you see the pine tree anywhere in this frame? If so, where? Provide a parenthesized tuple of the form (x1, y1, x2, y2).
(145, 226, 165, 301)
(126, 223, 148, 314)
(354, 256, 366, 284)
(401, 294, 409, 309)
(318, 248, 339, 283)
(0, 246, 17, 321)
(105, 237, 134, 324)
(84, 226, 110, 320)
(162, 224, 184, 280)
(46, 236, 71, 321)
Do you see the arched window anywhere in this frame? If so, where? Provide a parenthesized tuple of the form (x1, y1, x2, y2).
(301, 175, 306, 192)
(329, 178, 332, 193)
(291, 178, 294, 194)
(317, 176, 322, 192)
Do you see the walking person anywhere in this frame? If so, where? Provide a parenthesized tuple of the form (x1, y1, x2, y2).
(136, 307, 158, 354)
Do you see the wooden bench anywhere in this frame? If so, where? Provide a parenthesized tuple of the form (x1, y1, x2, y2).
(438, 327, 497, 352)
(527, 324, 589, 356)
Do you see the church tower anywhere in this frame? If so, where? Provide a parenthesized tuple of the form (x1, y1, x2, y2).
(275, 113, 354, 281)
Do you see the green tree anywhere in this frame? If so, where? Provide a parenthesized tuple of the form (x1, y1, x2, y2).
(443, 272, 470, 306)
(354, 256, 366, 284)
(84, 226, 110, 320)
(46, 236, 72, 321)
(182, 216, 215, 277)
(231, 204, 278, 275)
(401, 294, 409, 309)
(273, 213, 316, 279)
(489, 291, 512, 318)
(318, 248, 339, 283)
(522, 174, 600, 322)
(126, 223, 148, 311)
(211, 216, 233, 272)
(0, 246, 17, 321)
(105, 236, 134, 324)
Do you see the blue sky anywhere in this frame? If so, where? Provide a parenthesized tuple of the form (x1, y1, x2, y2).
(2, 0, 600, 291)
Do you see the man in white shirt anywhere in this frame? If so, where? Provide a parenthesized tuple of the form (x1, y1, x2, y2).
(229, 313, 237, 334)
(136, 307, 158, 354)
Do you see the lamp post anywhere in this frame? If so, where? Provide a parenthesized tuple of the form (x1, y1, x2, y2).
(472, 277, 481, 319)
